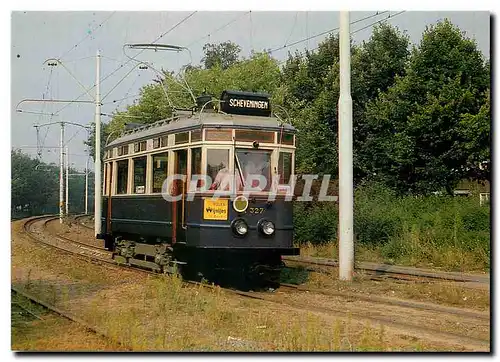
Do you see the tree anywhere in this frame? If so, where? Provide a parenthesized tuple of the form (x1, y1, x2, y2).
(363, 19, 490, 195)
(278, 24, 410, 179)
(202, 41, 241, 70)
(96, 51, 282, 143)
(11, 150, 94, 217)
(11, 150, 59, 215)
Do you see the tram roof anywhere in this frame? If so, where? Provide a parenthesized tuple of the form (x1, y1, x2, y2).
(106, 112, 296, 148)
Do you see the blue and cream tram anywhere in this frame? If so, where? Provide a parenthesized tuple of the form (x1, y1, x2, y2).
(98, 90, 299, 284)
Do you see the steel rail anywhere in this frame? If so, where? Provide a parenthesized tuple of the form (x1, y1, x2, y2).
(17, 216, 490, 351)
(11, 286, 130, 351)
(283, 255, 490, 285)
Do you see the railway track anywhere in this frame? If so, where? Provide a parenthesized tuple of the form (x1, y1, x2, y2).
(74, 214, 94, 230)
(283, 255, 490, 288)
(17, 215, 490, 351)
(11, 286, 131, 351)
(68, 216, 490, 288)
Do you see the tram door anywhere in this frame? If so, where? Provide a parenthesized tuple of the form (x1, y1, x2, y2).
(172, 149, 187, 244)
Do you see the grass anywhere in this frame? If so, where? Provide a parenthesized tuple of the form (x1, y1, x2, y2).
(78, 273, 452, 351)
(11, 291, 124, 351)
(282, 263, 490, 311)
(11, 219, 487, 351)
(294, 182, 490, 273)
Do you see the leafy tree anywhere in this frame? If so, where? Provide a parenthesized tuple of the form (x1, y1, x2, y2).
(201, 41, 241, 69)
(96, 51, 282, 142)
(279, 24, 410, 179)
(363, 19, 490, 194)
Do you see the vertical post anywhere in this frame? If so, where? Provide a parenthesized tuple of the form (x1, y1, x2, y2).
(338, 11, 354, 281)
(94, 49, 102, 236)
(59, 122, 65, 224)
(85, 156, 89, 214)
(65, 146, 69, 216)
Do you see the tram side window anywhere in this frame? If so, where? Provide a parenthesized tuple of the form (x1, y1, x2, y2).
(103, 162, 107, 195)
(152, 153, 168, 193)
(133, 157, 147, 194)
(278, 152, 292, 184)
(106, 163, 112, 195)
(116, 160, 129, 194)
(191, 147, 203, 189)
(103, 163, 110, 195)
(207, 149, 230, 191)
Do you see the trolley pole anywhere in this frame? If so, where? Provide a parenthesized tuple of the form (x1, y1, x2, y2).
(59, 122, 65, 224)
(94, 49, 102, 236)
(85, 156, 89, 215)
(65, 147, 69, 216)
(338, 11, 354, 281)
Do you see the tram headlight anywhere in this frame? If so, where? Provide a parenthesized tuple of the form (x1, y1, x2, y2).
(232, 218, 249, 237)
(258, 219, 275, 236)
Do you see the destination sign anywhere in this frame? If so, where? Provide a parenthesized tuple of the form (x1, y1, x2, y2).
(228, 99, 269, 110)
(220, 90, 272, 117)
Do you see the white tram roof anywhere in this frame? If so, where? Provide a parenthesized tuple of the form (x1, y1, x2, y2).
(106, 111, 296, 149)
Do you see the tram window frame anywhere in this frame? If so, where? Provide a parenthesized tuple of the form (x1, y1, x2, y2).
(105, 163, 112, 195)
(175, 132, 189, 145)
(132, 156, 147, 194)
(116, 160, 129, 195)
(235, 129, 275, 143)
(279, 132, 295, 145)
(206, 148, 231, 192)
(117, 145, 129, 156)
(191, 129, 202, 142)
(160, 136, 168, 148)
(103, 162, 107, 195)
(190, 147, 203, 191)
(151, 152, 169, 194)
(134, 141, 147, 153)
(278, 151, 293, 185)
(235, 148, 272, 192)
(205, 129, 233, 141)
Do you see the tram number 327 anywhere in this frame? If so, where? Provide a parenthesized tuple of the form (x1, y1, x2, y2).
(248, 207, 265, 214)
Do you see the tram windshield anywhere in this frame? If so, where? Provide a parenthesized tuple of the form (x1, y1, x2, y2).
(235, 149, 272, 192)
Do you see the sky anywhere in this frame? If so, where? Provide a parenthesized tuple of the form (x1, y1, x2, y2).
(10, 11, 491, 171)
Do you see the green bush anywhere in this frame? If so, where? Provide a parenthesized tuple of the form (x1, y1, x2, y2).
(292, 181, 490, 271)
(293, 202, 338, 244)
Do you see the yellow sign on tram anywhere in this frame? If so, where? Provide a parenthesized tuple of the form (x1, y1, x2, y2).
(203, 199, 229, 220)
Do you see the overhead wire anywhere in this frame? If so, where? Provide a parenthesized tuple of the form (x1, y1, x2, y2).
(58, 56, 97, 63)
(100, 92, 142, 106)
(284, 12, 299, 47)
(277, 10, 406, 66)
(350, 10, 406, 36)
(268, 11, 388, 55)
(58, 11, 116, 61)
(65, 127, 85, 146)
(37, 66, 55, 157)
(249, 10, 253, 52)
(52, 11, 197, 117)
(101, 64, 142, 101)
(185, 11, 250, 49)
(110, 72, 142, 112)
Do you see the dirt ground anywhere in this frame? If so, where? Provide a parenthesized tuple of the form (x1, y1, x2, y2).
(11, 219, 491, 352)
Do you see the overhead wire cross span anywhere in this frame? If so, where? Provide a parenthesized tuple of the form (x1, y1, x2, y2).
(277, 10, 407, 66)
(268, 11, 388, 55)
(51, 11, 198, 117)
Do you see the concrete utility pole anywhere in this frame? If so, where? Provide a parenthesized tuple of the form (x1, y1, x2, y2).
(94, 49, 102, 236)
(338, 11, 354, 281)
(59, 122, 65, 223)
(65, 147, 69, 216)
